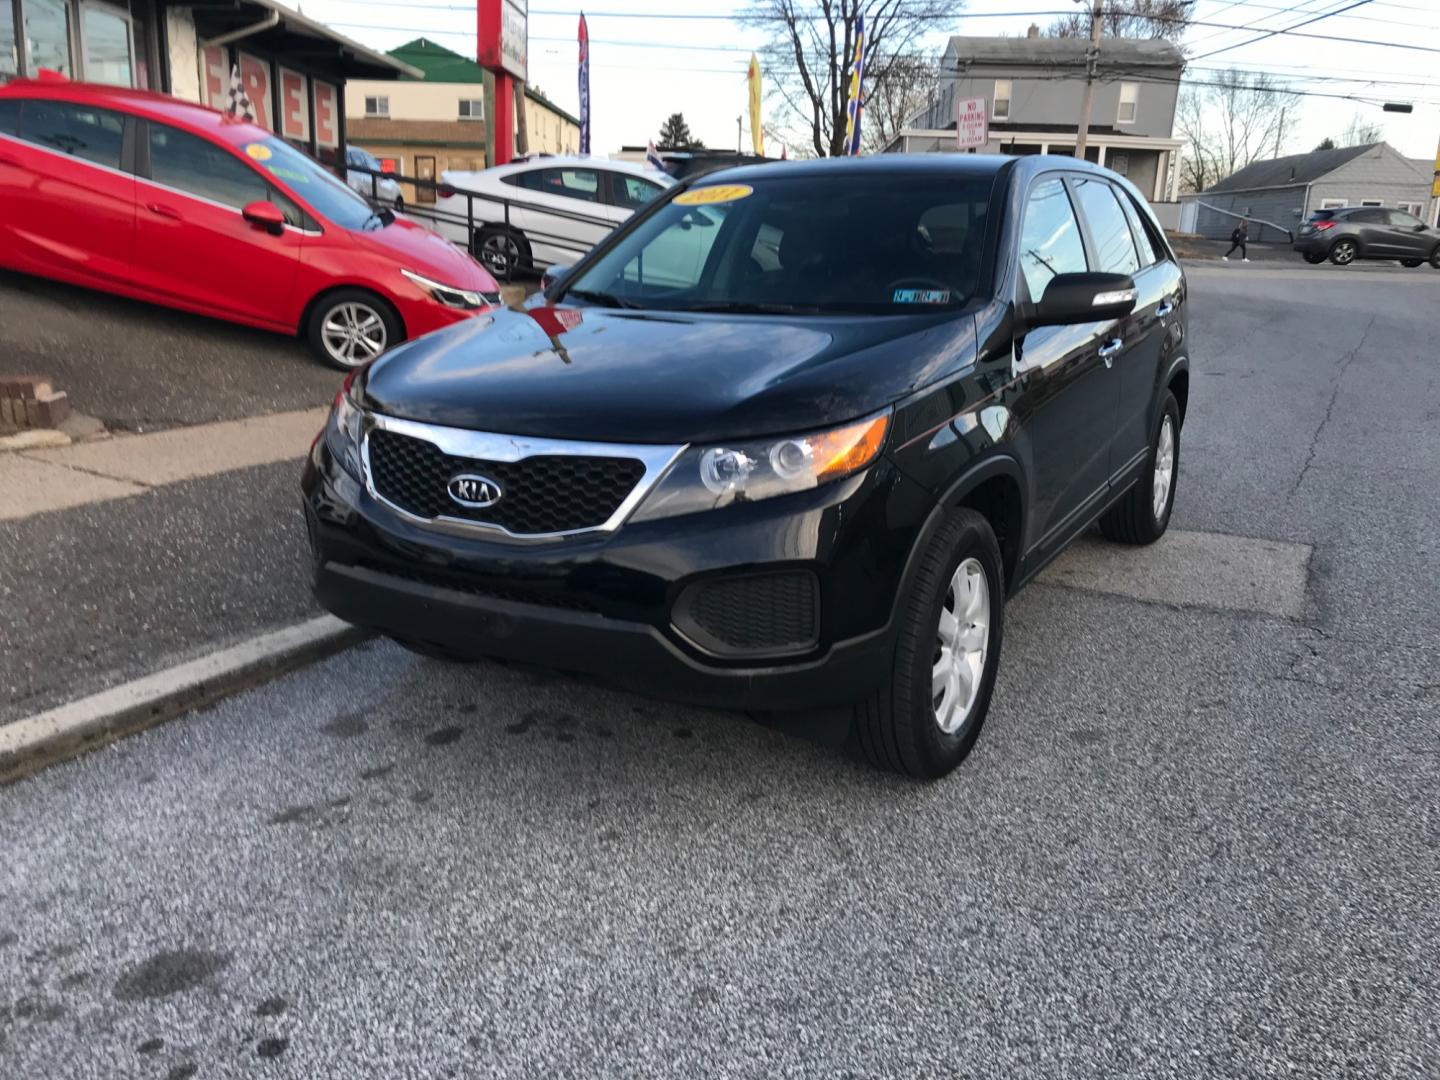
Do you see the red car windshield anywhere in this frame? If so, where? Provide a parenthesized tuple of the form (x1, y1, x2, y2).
(245, 137, 383, 231)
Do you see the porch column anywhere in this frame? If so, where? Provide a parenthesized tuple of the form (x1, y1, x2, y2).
(1168, 150, 1180, 201)
(1095, 145, 1107, 167)
(1154, 152, 1167, 201)
(1039, 142, 1049, 155)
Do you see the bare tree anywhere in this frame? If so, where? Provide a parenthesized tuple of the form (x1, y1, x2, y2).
(1175, 70, 1302, 192)
(744, 0, 959, 158)
(1046, 0, 1191, 41)
(864, 53, 940, 153)
(1338, 113, 1383, 147)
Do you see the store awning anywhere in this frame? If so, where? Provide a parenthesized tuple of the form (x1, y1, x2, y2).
(179, 0, 422, 81)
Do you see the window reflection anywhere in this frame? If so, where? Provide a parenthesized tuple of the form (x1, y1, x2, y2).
(24, 0, 74, 78)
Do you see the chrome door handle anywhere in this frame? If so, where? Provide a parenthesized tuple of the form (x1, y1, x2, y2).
(1156, 300, 1175, 318)
(1098, 338, 1123, 368)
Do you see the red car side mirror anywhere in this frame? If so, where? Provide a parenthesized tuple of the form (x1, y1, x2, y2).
(242, 201, 287, 237)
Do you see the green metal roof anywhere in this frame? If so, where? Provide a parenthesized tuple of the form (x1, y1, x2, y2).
(388, 38, 582, 126)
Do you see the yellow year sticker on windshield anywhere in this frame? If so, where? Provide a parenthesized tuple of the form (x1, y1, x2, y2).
(244, 144, 272, 162)
(674, 184, 753, 206)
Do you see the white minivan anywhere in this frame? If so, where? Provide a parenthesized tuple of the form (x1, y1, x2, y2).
(433, 156, 675, 277)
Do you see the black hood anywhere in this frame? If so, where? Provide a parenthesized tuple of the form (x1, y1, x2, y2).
(361, 304, 979, 443)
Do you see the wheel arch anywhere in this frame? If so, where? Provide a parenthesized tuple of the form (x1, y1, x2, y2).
(899, 455, 1028, 603)
(1166, 358, 1190, 429)
(298, 284, 407, 341)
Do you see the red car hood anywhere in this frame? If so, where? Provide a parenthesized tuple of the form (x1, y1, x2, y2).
(353, 216, 497, 292)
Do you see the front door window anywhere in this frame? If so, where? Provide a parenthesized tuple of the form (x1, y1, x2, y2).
(23, 0, 74, 78)
(80, 3, 133, 86)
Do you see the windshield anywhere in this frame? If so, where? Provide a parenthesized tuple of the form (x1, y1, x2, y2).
(563, 172, 995, 314)
(249, 137, 384, 230)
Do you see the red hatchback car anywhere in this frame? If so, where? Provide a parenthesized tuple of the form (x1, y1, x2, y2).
(0, 78, 501, 369)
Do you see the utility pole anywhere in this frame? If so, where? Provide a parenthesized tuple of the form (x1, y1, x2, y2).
(1274, 106, 1286, 158)
(737, 115, 742, 152)
(515, 81, 531, 158)
(1074, 0, 1103, 159)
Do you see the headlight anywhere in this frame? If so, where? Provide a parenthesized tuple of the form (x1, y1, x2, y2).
(401, 268, 500, 310)
(630, 412, 890, 524)
(324, 370, 365, 480)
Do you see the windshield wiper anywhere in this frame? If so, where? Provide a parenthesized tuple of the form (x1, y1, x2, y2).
(566, 288, 641, 309)
(683, 301, 822, 315)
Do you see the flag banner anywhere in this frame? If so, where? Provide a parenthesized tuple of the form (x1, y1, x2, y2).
(843, 15, 865, 156)
(646, 140, 666, 171)
(578, 14, 591, 155)
(226, 64, 255, 123)
(747, 54, 764, 157)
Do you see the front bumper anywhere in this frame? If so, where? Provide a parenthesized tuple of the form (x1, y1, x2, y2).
(302, 436, 932, 710)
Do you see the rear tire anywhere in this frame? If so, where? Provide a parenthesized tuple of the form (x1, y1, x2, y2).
(855, 509, 1005, 779)
(305, 289, 403, 371)
(1400, 259, 1422, 268)
(1328, 238, 1358, 266)
(1099, 391, 1180, 545)
(473, 226, 530, 280)
(1302, 252, 1325, 265)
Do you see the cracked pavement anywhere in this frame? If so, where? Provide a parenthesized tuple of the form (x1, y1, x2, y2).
(2, 264, 1437, 1077)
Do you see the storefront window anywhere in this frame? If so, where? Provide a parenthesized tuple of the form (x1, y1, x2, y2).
(24, 0, 74, 78)
(81, 3, 133, 87)
(3, 3, 20, 78)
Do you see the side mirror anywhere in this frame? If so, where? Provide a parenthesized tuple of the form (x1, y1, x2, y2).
(541, 262, 575, 293)
(242, 200, 286, 237)
(1030, 272, 1137, 328)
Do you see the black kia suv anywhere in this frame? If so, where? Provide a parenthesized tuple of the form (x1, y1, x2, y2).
(1293, 205, 1440, 267)
(302, 155, 1190, 779)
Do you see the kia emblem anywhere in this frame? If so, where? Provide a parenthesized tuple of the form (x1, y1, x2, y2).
(447, 473, 503, 508)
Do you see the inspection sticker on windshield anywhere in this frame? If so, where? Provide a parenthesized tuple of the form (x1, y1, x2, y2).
(674, 184, 753, 206)
(893, 288, 952, 304)
(244, 144, 272, 161)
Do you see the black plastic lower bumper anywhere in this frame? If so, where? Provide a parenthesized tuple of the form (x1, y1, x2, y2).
(313, 557, 892, 710)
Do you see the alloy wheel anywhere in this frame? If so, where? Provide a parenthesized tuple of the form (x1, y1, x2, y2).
(321, 302, 388, 368)
(932, 557, 991, 734)
(1332, 240, 1356, 265)
(481, 233, 520, 277)
(1153, 415, 1175, 521)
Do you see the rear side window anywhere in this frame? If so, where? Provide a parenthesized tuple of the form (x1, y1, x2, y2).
(149, 124, 268, 210)
(1072, 176, 1140, 275)
(536, 167, 600, 203)
(0, 100, 18, 137)
(1018, 176, 1087, 301)
(610, 172, 662, 211)
(19, 100, 124, 169)
(1116, 189, 1163, 267)
(1348, 209, 1384, 224)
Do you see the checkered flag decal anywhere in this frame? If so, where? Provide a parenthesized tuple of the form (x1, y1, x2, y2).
(226, 64, 255, 122)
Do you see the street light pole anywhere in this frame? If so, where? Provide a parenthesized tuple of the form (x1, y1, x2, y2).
(1074, 0, 1102, 159)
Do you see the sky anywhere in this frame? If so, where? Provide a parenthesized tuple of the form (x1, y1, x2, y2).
(289, 0, 1440, 163)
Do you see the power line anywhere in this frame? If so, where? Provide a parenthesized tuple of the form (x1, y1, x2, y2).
(1190, 0, 1374, 61)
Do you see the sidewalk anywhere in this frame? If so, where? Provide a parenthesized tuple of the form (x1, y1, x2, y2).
(0, 409, 328, 723)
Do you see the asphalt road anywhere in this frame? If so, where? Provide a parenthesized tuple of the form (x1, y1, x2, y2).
(2, 264, 1438, 1078)
(0, 269, 339, 431)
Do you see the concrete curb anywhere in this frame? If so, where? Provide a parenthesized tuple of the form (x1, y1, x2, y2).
(0, 615, 370, 784)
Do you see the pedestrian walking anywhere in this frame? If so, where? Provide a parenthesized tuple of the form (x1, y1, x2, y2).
(1223, 220, 1250, 262)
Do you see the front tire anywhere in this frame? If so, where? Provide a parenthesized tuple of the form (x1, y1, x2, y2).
(1099, 390, 1180, 545)
(306, 290, 402, 371)
(1430, 246, 1440, 270)
(1329, 239, 1358, 266)
(855, 509, 1005, 779)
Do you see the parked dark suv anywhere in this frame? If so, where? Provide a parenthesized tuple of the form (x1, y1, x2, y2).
(1293, 206, 1440, 267)
(303, 155, 1190, 778)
